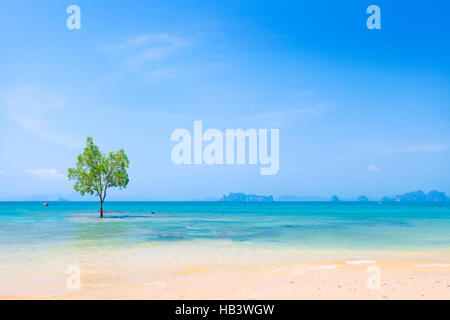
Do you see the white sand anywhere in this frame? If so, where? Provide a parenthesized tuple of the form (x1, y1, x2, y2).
(0, 241, 449, 299)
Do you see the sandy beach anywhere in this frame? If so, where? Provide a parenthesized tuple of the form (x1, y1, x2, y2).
(1, 241, 448, 300)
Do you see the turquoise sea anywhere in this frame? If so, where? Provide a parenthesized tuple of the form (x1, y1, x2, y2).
(0, 201, 449, 251)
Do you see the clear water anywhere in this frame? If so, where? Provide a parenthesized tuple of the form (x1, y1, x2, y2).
(0, 201, 449, 251)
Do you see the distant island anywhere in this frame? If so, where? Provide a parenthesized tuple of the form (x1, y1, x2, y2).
(277, 195, 329, 201)
(221, 193, 274, 202)
(382, 190, 447, 202)
(327, 190, 448, 202)
(2, 190, 449, 202)
(330, 195, 340, 202)
(277, 190, 449, 202)
(357, 195, 369, 202)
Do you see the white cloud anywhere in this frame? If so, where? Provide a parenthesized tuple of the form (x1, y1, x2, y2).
(297, 89, 315, 98)
(145, 67, 182, 82)
(371, 142, 449, 155)
(397, 144, 448, 153)
(241, 103, 331, 128)
(334, 142, 449, 162)
(26, 168, 65, 179)
(96, 33, 191, 84)
(101, 33, 190, 69)
(368, 165, 381, 171)
(1, 85, 83, 148)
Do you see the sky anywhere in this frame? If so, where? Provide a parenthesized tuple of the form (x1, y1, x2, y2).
(0, 0, 449, 200)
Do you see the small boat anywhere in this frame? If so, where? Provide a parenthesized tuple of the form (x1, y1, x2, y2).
(43, 202, 49, 207)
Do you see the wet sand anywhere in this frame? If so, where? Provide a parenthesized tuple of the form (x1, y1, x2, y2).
(0, 241, 449, 299)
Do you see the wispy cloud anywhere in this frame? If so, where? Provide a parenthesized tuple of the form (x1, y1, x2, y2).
(132, 102, 330, 129)
(144, 67, 182, 82)
(296, 88, 315, 98)
(240, 103, 331, 128)
(396, 144, 448, 153)
(369, 143, 449, 156)
(1, 85, 83, 148)
(26, 168, 65, 180)
(333, 142, 448, 162)
(367, 165, 381, 171)
(101, 33, 190, 70)
(0, 170, 5, 175)
(95, 33, 192, 85)
(129, 37, 188, 66)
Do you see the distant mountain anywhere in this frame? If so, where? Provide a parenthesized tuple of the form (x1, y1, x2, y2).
(0, 193, 96, 201)
(221, 193, 273, 202)
(356, 195, 369, 202)
(330, 195, 340, 202)
(2, 190, 448, 202)
(277, 195, 328, 201)
(0, 193, 69, 201)
(382, 190, 448, 202)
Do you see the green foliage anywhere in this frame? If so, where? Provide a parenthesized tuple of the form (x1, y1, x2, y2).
(68, 137, 130, 202)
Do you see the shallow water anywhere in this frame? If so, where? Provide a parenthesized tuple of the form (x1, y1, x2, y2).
(0, 201, 449, 251)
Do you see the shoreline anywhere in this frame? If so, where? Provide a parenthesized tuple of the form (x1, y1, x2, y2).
(1, 241, 449, 299)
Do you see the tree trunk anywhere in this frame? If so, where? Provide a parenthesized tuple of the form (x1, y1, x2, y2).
(100, 200, 104, 218)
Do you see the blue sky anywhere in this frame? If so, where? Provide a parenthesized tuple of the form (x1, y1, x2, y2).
(0, 0, 449, 200)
